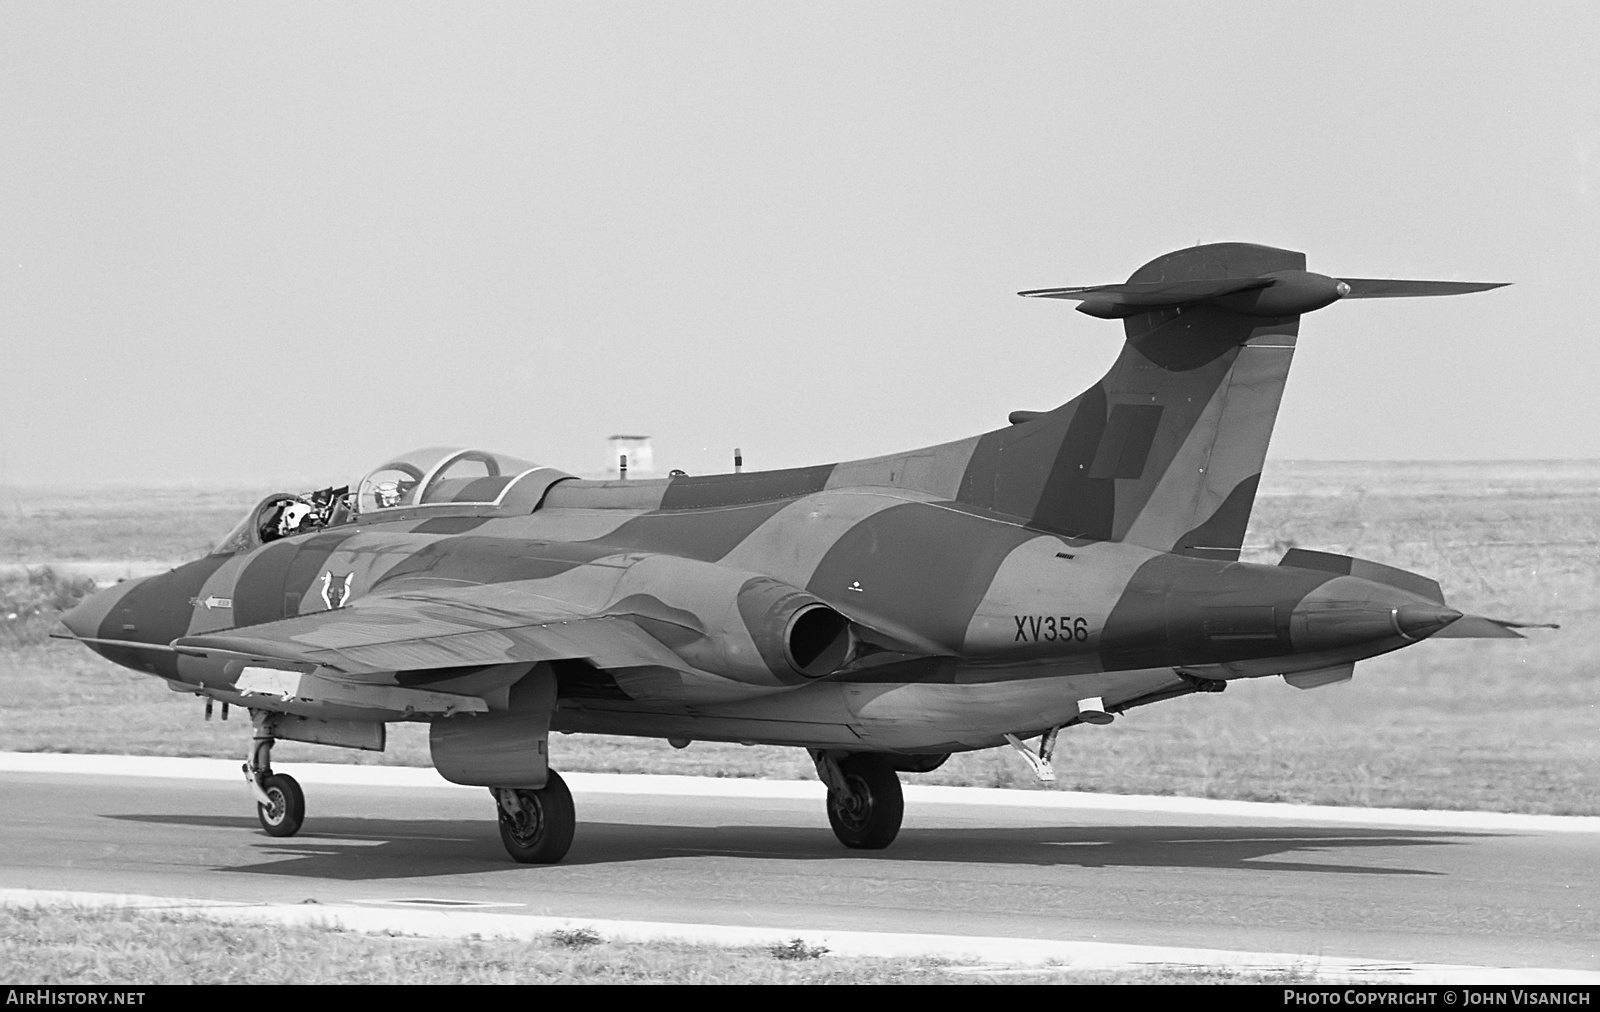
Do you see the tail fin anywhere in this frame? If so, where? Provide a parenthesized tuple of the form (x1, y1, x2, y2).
(951, 243, 1504, 559)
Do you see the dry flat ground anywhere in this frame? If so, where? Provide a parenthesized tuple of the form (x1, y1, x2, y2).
(1, 461, 1596, 814)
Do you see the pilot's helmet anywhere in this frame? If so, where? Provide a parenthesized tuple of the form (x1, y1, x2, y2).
(374, 480, 408, 509)
(276, 502, 314, 537)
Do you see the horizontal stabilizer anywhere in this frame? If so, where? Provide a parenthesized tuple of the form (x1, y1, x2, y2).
(1021, 268, 1506, 319)
(1432, 615, 1559, 639)
(1019, 277, 1271, 305)
(1337, 279, 1509, 299)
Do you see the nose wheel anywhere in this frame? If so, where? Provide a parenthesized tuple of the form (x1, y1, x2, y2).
(813, 752, 904, 850)
(492, 770, 575, 864)
(245, 726, 305, 838)
(256, 772, 305, 837)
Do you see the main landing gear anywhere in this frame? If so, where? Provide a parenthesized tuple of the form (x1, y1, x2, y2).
(811, 751, 904, 850)
(492, 771, 576, 864)
(245, 724, 304, 838)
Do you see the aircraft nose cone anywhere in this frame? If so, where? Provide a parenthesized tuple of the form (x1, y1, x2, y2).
(58, 580, 138, 640)
(1394, 604, 1463, 641)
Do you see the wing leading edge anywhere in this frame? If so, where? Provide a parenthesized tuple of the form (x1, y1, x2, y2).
(173, 586, 696, 676)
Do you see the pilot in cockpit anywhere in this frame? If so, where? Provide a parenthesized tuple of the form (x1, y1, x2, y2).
(258, 486, 351, 543)
(373, 478, 416, 510)
(275, 501, 315, 538)
(259, 499, 314, 543)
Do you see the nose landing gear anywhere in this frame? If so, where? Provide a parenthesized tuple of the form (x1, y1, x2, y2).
(245, 723, 304, 838)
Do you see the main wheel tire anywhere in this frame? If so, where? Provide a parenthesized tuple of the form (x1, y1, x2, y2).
(826, 754, 904, 850)
(256, 773, 305, 837)
(496, 770, 576, 864)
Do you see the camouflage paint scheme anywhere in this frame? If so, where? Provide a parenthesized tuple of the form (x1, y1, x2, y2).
(62, 243, 1519, 792)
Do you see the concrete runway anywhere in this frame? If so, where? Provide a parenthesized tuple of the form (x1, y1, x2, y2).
(1, 754, 1596, 978)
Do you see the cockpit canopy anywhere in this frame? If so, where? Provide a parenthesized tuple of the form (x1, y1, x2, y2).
(212, 447, 567, 555)
(357, 446, 541, 513)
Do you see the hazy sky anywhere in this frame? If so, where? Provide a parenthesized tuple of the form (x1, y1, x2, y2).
(3, 2, 1597, 487)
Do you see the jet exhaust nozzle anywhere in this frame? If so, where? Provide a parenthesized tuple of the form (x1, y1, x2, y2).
(783, 603, 853, 678)
(613, 559, 854, 687)
(736, 578, 853, 680)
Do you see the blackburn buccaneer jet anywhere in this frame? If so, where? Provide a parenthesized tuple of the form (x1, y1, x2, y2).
(58, 242, 1541, 863)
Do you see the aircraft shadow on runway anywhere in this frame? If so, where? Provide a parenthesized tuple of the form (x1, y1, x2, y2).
(106, 813, 1475, 881)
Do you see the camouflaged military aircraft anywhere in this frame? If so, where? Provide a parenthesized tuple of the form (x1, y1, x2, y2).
(58, 242, 1537, 864)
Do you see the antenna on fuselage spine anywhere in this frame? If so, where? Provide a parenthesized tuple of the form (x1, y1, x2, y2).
(734, 448, 743, 474)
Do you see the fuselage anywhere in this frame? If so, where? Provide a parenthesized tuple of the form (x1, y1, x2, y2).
(63, 470, 1456, 754)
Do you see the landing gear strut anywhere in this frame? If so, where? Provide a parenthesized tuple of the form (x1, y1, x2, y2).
(812, 751, 904, 850)
(492, 770, 576, 864)
(245, 720, 304, 838)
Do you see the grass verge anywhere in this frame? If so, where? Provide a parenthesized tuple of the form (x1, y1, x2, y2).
(0, 905, 1316, 985)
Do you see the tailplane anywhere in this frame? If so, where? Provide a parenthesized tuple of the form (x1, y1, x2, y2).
(950, 243, 1505, 558)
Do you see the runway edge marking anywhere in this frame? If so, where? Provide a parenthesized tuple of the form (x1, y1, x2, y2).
(3, 751, 1597, 834)
(3, 888, 1596, 985)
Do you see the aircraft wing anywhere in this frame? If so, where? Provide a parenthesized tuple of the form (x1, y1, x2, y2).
(172, 585, 696, 677)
